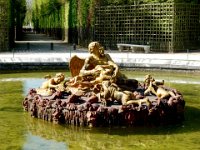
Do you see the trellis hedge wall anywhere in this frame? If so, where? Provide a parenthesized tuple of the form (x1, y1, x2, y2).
(0, 1, 11, 51)
(32, 0, 96, 45)
(0, 0, 26, 51)
(173, 4, 200, 52)
(94, 3, 200, 52)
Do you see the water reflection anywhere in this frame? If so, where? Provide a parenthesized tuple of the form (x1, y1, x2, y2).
(0, 71, 200, 149)
(24, 113, 198, 150)
(15, 75, 200, 149)
(23, 79, 68, 149)
(0, 78, 45, 95)
(23, 78, 45, 95)
(23, 133, 67, 150)
(21, 77, 200, 150)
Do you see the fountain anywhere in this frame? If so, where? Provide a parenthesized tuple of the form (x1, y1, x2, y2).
(22, 42, 185, 127)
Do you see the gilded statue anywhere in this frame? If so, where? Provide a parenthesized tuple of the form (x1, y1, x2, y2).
(144, 74, 164, 89)
(66, 41, 127, 91)
(144, 81, 175, 99)
(37, 73, 65, 95)
(100, 80, 151, 107)
(79, 41, 126, 83)
(23, 41, 185, 127)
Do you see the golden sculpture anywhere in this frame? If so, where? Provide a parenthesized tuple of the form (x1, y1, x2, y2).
(36, 73, 65, 95)
(144, 81, 175, 99)
(100, 80, 151, 107)
(23, 41, 185, 127)
(66, 41, 128, 93)
(144, 74, 164, 88)
(69, 55, 85, 77)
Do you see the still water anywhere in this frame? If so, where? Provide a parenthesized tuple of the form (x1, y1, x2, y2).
(0, 70, 200, 150)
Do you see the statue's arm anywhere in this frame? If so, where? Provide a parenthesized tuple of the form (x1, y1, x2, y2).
(106, 54, 119, 78)
(79, 57, 96, 76)
(48, 79, 59, 88)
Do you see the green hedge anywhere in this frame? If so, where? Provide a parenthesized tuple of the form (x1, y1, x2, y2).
(0, 0, 26, 51)
(32, 0, 97, 44)
(31, 0, 200, 47)
(32, 0, 68, 40)
(0, 0, 15, 51)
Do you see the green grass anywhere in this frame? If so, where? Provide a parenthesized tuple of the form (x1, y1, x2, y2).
(0, 70, 200, 150)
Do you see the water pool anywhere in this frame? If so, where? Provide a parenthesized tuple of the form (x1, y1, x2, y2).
(0, 70, 200, 150)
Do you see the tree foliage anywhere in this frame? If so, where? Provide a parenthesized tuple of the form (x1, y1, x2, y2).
(0, 0, 26, 50)
(13, 0, 27, 27)
(31, 0, 199, 44)
(31, 0, 68, 40)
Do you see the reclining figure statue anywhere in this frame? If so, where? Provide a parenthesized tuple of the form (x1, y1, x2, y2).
(36, 73, 65, 96)
(66, 41, 138, 94)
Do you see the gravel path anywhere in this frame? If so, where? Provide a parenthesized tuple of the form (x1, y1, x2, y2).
(14, 33, 82, 53)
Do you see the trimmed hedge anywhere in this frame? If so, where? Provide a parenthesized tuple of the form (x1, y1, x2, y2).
(0, 0, 26, 51)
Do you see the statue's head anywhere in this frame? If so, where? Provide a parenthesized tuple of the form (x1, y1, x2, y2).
(88, 41, 104, 56)
(88, 41, 100, 53)
(55, 73, 65, 83)
(145, 74, 151, 80)
(99, 46, 105, 56)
